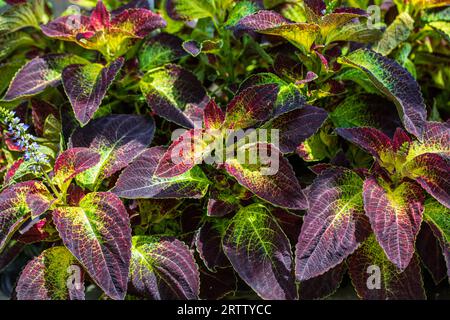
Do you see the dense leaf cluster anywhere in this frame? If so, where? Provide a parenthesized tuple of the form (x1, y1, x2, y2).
(0, 0, 449, 300)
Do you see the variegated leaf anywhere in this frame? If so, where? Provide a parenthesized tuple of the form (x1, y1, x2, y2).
(223, 204, 297, 300)
(363, 177, 424, 270)
(16, 246, 85, 300)
(129, 236, 200, 299)
(52, 192, 132, 300)
(295, 167, 366, 281)
(112, 147, 210, 199)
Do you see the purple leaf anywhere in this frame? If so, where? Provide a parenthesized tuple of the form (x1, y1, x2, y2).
(272, 208, 303, 244)
(3, 158, 24, 185)
(225, 142, 307, 210)
(203, 99, 225, 130)
(195, 221, 230, 271)
(295, 167, 366, 281)
(40, 15, 91, 40)
(182, 40, 202, 57)
(336, 127, 393, 160)
(263, 105, 328, 153)
(207, 198, 237, 217)
(111, 8, 167, 38)
(403, 153, 450, 208)
(392, 127, 411, 151)
(41, 5, 166, 45)
(69, 114, 155, 190)
(199, 267, 237, 300)
(299, 262, 346, 300)
(112, 0, 152, 14)
(296, 71, 318, 85)
(233, 10, 289, 34)
(304, 0, 326, 16)
(112, 147, 210, 199)
(409, 121, 450, 158)
(334, 7, 368, 15)
(416, 222, 447, 284)
(25, 192, 53, 219)
(154, 129, 207, 178)
(52, 192, 132, 300)
(31, 99, 59, 137)
(3, 54, 88, 101)
(129, 236, 200, 299)
(5, 0, 27, 4)
(222, 204, 297, 299)
(90, 1, 110, 31)
(363, 177, 424, 270)
(62, 57, 124, 125)
(423, 121, 450, 150)
(238, 73, 307, 118)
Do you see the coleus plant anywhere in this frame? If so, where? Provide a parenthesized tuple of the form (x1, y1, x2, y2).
(3, 1, 166, 125)
(0, 0, 449, 301)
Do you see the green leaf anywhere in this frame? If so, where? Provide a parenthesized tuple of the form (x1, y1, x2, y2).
(138, 33, 186, 71)
(319, 12, 366, 39)
(411, 0, 450, 10)
(325, 21, 383, 44)
(394, 43, 416, 79)
(330, 94, 401, 135)
(0, 31, 34, 62)
(428, 21, 450, 41)
(0, 0, 48, 34)
(422, 6, 450, 23)
(297, 127, 338, 162)
(0, 59, 24, 95)
(168, 0, 216, 20)
(424, 198, 450, 244)
(423, 198, 450, 279)
(335, 68, 379, 94)
(259, 23, 320, 53)
(374, 12, 414, 56)
(35, 114, 63, 162)
(161, 0, 185, 33)
(224, 0, 258, 27)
